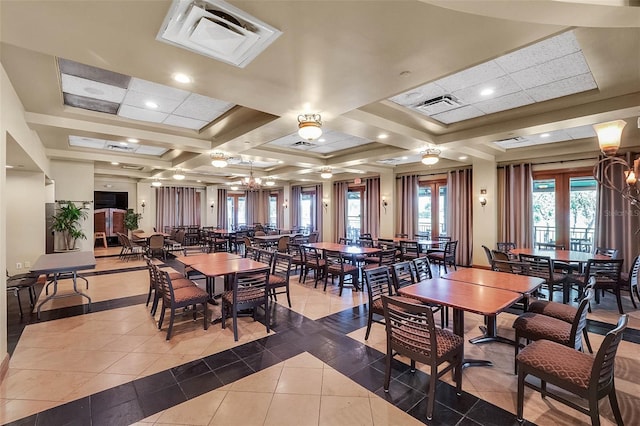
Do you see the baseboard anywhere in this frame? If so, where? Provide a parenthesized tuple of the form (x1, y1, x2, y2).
(0, 352, 9, 383)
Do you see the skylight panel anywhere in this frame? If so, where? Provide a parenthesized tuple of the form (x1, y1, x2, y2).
(68, 136, 168, 156)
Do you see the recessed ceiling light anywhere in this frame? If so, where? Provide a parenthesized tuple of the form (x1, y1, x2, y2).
(145, 101, 158, 109)
(111, 162, 119, 165)
(378, 133, 388, 139)
(119, 142, 128, 146)
(172, 73, 192, 83)
(540, 133, 550, 138)
(401, 156, 408, 160)
(230, 186, 239, 191)
(480, 88, 494, 96)
(278, 161, 284, 164)
(5, 165, 14, 169)
(151, 180, 162, 187)
(459, 156, 468, 160)
(196, 180, 202, 183)
(127, 138, 139, 143)
(318, 138, 326, 142)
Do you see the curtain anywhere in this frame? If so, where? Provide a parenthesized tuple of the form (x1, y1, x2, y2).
(447, 169, 473, 266)
(178, 187, 200, 226)
(217, 188, 228, 229)
(246, 191, 259, 225)
(333, 181, 349, 241)
(277, 189, 285, 229)
(156, 187, 177, 232)
(290, 186, 302, 230)
(395, 175, 420, 237)
(364, 177, 380, 239)
(595, 152, 640, 270)
(314, 184, 323, 239)
(497, 164, 533, 247)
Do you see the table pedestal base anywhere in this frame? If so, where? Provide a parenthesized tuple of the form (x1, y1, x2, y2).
(469, 315, 516, 346)
(452, 309, 494, 369)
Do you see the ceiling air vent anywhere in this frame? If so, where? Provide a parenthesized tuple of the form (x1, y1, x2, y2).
(494, 136, 529, 149)
(105, 143, 135, 152)
(157, 0, 282, 68)
(122, 165, 144, 171)
(415, 95, 462, 115)
(293, 141, 315, 147)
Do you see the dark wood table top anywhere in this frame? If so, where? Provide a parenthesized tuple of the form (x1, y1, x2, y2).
(511, 248, 610, 263)
(31, 251, 96, 274)
(399, 278, 523, 316)
(442, 268, 544, 295)
(303, 242, 380, 255)
(189, 258, 269, 277)
(175, 252, 241, 266)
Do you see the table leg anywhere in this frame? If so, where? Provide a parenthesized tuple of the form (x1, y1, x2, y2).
(71, 271, 92, 309)
(469, 315, 515, 346)
(452, 308, 493, 368)
(37, 273, 59, 318)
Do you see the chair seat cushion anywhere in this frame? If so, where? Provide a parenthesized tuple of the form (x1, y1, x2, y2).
(328, 264, 358, 274)
(551, 272, 568, 283)
(172, 278, 196, 290)
(269, 275, 288, 287)
(222, 287, 265, 304)
(393, 325, 463, 358)
(517, 339, 593, 390)
(427, 253, 444, 261)
(527, 300, 577, 324)
(173, 285, 208, 304)
(512, 312, 571, 344)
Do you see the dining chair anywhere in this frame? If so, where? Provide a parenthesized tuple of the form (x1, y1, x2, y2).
(393, 260, 447, 328)
(619, 254, 639, 309)
(301, 246, 326, 287)
(144, 256, 193, 316)
(512, 285, 595, 374)
(427, 240, 458, 273)
(491, 249, 511, 261)
(399, 240, 420, 261)
(516, 314, 628, 426)
(147, 234, 167, 260)
(568, 258, 624, 314)
(382, 295, 463, 421)
(496, 241, 517, 252)
(156, 268, 209, 340)
(6, 270, 38, 317)
(338, 237, 351, 245)
(595, 247, 620, 259)
(276, 235, 290, 253)
(518, 253, 568, 302)
(221, 267, 271, 341)
(324, 250, 359, 295)
(412, 256, 433, 281)
(287, 243, 305, 281)
(308, 232, 319, 243)
(482, 245, 493, 264)
(363, 247, 396, 270)
(491, 259, 530, 275)
(268, 252, 293, 307)
(363, 266, 396, 340)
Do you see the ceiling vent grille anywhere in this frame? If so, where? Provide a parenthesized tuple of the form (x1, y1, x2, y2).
(157, 0, 282, 68)
(105, 143, 135, 152)
(415, 95, 462, 115)
(496, 136, 527, 144)
(121, 165, 144, 171)
(293, 141, 315, 147)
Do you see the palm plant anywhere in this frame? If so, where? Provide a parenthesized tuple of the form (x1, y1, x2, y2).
(51, 201, 89, 250)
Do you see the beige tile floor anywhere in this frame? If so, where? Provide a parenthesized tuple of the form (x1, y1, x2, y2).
(2, 251, 640, 425)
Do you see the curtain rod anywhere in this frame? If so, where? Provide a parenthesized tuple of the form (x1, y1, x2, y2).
(497, 156, 597, 168)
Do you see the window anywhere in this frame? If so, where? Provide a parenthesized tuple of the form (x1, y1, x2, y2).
(300, 192, 314, 232)
(268, 194, 278, 227)
(418, 181, 447, 237)
(346, 187, 364, 240)
(533, 170, 596, 252)
(226, 194, 246, 229)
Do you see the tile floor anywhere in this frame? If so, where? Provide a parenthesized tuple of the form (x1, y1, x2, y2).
(2, 248, 640, 425)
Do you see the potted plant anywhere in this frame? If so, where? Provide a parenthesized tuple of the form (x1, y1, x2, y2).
(124, 208, 142, 235)
(51, 201, 89, 251)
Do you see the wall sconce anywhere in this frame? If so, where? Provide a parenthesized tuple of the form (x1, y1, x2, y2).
(141, 200, 146, 212)
(382, 197, 388, 213)
(322, 199, 329, 212)
(210, 201, 215, 212)
(283, 199, 289, 209)
(479, 189, 487, 207)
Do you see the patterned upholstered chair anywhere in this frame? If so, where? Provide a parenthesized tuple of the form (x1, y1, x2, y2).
(512, 284, 595, 374)
(268, 252, 293, 307)
(516, 314, 628, 426)
(363, 266, 414, 340)
(382, 295, 463, 421)
(323, 250, 359, 295)
(221, 268, 271, 341)
(144, 256, 191, 316)
(619, 254, 639, 309)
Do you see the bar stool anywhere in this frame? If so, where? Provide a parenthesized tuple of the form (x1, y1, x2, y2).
(94, 232, 108, 248)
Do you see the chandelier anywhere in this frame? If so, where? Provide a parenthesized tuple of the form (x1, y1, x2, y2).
(210, 152, 228, 168)
(593, 119, 639, 207)
(421, 147, 441, 165)
(298, 113, 322, 141)
(172, 169, 185, 180)
(238, 162, 262, 191)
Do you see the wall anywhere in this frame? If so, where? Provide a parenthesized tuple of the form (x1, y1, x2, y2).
(379, 170, 394, 238)
(136, 182, 155, 232)
(51, 160, 95, 252)
(6, 171, 45, 275)
(472, 158, 498, 267)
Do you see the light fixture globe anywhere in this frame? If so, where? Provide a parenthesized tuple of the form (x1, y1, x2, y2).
(173, 169, 185, 180)
(320, 168, 333, 179)
(298, 113, 322, 141)
(421, 148, 441, 165)
(210, 152, 228, 168)
(151, 180, 162, 187)
(593, 120, 626, 156)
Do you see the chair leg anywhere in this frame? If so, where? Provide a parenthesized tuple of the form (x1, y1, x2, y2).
(286, 285, 292, 308)
(583, 329, 593, 354)
(514, 334, 520, 375)
(15, 289, 24, 317)
(588, 394, 601, 426)
(628, 285, 638, 309)
(203, 302, 208, 331)
(615, 289, 624, 314)
(516, 368, 525, 422)
(265, 297, 270, 334)
(609, 385, 624, 426)
(166, 307, 175, 340)
(158, 302, 166, 329)
(383, 351, 392, 391)
(426, 364, 437, 420)
(232, 305, 239, 341)
(365, 309, 374, 340)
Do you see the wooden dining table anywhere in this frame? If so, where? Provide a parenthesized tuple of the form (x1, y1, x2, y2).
(175, 252, 240, 267)
(302, 242, 381, 256)
(399, 277, 523, 368)
(442, 268, 544, 345)
(510, 248, 610, 264)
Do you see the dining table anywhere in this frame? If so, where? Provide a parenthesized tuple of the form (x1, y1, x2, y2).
(302, 242, 381, 256)
(510, 248, 610, 265)
(442, 268, 544, 345)
(399, 277, 524, 368)
(253, 233, 298, 246)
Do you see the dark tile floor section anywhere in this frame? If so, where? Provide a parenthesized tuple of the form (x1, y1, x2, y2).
(8, 302, 539, 426)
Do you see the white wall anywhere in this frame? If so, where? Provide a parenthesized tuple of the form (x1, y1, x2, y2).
(136, 182, 155, 232)
(6, 171, 45, 275)
(379, 170, 394, 238)
(51, 160, 95, 252)
(472, 158, 498, 267)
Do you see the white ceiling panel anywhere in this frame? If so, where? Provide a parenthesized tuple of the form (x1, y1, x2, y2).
(68, 135, 167, 156)
(474, 91, 535, 114)
(133, 145, 168, 155)
(452, 75, 521, 105)
(118, 104, 168, 123)
(121, 90, 185, 113)
(173, 93, 234, 121)
(61, 74, 127, 103)
(388, 82, 446, 107)
(565, 125, 596, 140)
(431, 105, 484, 124)
(510, 51, 592, 90)
(127, 77, 190, 101)
(526, 73, 597, 102)
(436, 61, 506, 93)
(495, 31, 580, 73)
(162, 115, 207, 129)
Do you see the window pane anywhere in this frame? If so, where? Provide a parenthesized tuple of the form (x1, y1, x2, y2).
(439, 186, 447, 236)
(237, 196, 246, 227)
(347, 191, 361, 240)
(300, 194, 312, 230)
(269, 195, 277, 227)
(418, 186, 431, 234)
(533, 179, 556, 244)
(569, 177, 596, 252)
(226, 197, 234, 229)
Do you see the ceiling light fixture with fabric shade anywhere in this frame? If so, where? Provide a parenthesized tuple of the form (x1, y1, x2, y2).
(173, 169, 185, 180)
(298, 113, 322, 141)
(210, 152, 228, 168)
(151, 179, 162, 187)
(592, 119, 640, 210)
(320, 168, 333, 179)
(265, 179, 275, 187)
(421, 148, 441, 165)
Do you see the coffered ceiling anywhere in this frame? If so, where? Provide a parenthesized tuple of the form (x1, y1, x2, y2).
(1, 0, 639, 187)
